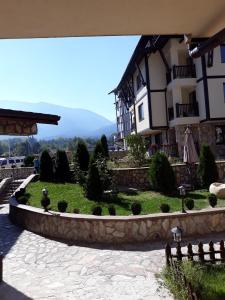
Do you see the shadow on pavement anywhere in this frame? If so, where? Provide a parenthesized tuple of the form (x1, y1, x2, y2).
(0, 205, 23, 256)
(0, 282, 33, 300)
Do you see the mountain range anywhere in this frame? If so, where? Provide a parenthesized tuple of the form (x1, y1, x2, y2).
(0, 101, 116, 140)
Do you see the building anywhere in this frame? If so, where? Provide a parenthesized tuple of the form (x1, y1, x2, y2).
(111, 35, 225, 158)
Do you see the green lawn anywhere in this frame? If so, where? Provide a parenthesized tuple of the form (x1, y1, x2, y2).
(24, 181, 225, 215)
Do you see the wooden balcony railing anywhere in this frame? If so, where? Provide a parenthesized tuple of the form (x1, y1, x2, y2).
(173, 64, 196, 79)
(176, 102, 199, 118)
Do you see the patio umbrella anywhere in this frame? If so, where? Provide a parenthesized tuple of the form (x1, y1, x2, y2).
(183, 126, 198, 188)
(183, 127, 198, 164)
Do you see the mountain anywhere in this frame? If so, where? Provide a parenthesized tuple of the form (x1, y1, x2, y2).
(0, 101, 116, 139)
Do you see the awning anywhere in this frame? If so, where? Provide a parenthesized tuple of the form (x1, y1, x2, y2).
(0, 0, 224, 39)
(0, 108, 60, 136)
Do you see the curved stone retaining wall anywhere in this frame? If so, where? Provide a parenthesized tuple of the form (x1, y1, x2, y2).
(9, 198, 225, 244)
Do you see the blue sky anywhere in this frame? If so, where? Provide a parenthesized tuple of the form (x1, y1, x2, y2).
(0, 36, 139, 121)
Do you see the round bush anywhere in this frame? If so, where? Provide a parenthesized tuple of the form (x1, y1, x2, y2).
(73, 208, 80, 214)
(160, 203, 170, 213)
(108, 205, 116, 216)
(92, 205, 102, 216)
(184, 198, 194, 210)
(208, 193, 217, 207)
(17, 196, 28, 205)
(20, 188, 26, 195)
(57, 200, 68, 212)
(131, 201, 142, 215)
(41, 197, 50, 211)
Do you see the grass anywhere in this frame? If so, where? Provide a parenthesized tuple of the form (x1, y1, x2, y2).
(25, 181, 225, 215)
(162, 261, 225, 300)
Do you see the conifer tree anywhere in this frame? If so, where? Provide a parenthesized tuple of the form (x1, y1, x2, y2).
(39, 150, 54, 182)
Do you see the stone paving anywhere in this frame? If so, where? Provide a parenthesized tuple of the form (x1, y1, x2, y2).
(0, 204, 172, 300)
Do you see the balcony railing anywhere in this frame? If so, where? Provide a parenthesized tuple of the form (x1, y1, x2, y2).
(173, 64, 196, 79)
(168, 107, 174, 121)
(148, 143, 178, 157)
(176, 102, 199, 118)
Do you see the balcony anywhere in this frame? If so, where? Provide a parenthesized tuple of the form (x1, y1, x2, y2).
(175, 102, 199, 118)
(172, 64, 196, 79)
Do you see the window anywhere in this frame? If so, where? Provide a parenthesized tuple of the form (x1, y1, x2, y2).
(136, 74, 142, 91)
(220, 45, 225, 63)
(216, 126, 225, 144)
(138, 103, 144, 121)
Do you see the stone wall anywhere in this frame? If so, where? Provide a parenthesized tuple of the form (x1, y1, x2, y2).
(0, 167, 34, 180)
(9, 197, 225, 244)
(112, 160, 225, 190)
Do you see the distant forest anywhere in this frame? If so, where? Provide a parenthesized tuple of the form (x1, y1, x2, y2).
(0, 136, 113, 157)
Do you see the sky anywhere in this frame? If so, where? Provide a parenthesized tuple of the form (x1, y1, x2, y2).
(0, 36, 140, 121)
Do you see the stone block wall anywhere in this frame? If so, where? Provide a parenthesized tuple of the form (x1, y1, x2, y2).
(112, 161, 225, 190)
(9, 197, 225, 244)
(0, 167, 34, 180)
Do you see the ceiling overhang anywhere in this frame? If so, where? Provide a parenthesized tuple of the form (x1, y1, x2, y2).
(0, 108, 60, 136)
(0, 0, 224, 39)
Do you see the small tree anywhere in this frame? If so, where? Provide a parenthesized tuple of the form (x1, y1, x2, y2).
(126, 134, 146, 166)
(197, 145, 218, 188)
(55, 150, 71, 182)
(93, 140, 105, 160)
(74, 139, 90, 171)
(101, 134, 109, 158)
(85, 158, 103, 200)
(39, 150, 54, 182)
(149, 152, 176, 194)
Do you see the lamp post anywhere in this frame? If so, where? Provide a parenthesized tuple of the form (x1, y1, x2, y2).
(178, 185, 186, 213)
(171, 226, 183, 261)
(42, 188, 48, 197)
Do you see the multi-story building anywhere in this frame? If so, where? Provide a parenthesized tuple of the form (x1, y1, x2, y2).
(111, 35, 225, 158)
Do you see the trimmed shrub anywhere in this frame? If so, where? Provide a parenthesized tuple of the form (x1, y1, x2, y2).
(85, 158, 103, 200)
(131, 201, 142, 215)
(73, 208, 80, 214)
(184, 198, 194, 210)
(108, 205, 116, 215)
(197, 145, 218, 188)
(57, 200, 68, 212)
(101, 134, 109, 158)
(74, 139, 90, 171)
(41, 196, 50, 211)
(92, 205, 102, 216)
(24, 155, 35, 167)
(39, 150, 54, 182)
(160, 203, 170, 213)
(55, 150, 71, 182)
(149, 152, 176, 194)
(17, 196, 28, 205)
(93, 141, 105, 160)
(208, 193, 217, 207)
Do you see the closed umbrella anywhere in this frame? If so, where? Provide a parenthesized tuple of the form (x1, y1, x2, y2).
(183, 126, 198, 188)
(183, 127, 198, 164)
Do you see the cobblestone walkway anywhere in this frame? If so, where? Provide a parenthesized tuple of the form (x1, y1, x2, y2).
(0, 204, 173, 300)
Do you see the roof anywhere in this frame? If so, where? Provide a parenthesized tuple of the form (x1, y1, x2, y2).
(110, 35, 178, 93)
(0, 0, 224, 38)
(0, 108, 60, 125)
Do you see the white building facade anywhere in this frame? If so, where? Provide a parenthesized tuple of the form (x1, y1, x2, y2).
(111, 35, 225, 158)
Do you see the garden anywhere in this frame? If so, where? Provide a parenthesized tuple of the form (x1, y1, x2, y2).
(15, 133, 225, 216)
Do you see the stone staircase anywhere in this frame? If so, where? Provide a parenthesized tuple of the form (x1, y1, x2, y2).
(0, 179, 24, 204)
